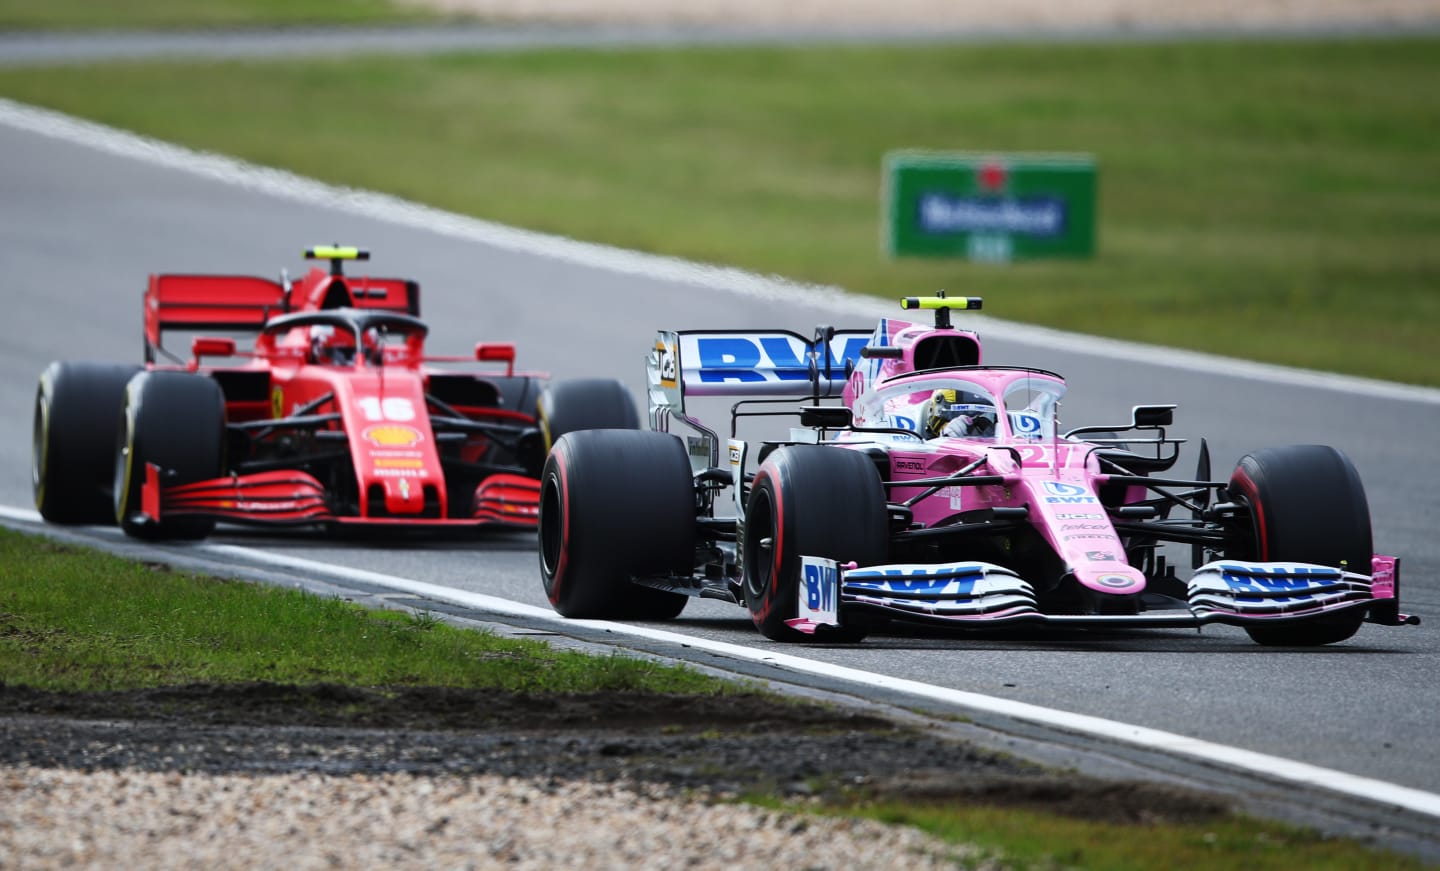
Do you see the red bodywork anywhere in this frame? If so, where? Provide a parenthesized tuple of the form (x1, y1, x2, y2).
(138, 258, 547, 532)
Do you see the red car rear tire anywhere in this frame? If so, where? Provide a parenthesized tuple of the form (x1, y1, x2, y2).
(32, 361, 140, 524)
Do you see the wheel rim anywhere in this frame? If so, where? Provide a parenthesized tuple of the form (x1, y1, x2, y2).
(113, 399, 137, 522)
(539, 472, 564, 581)
(1228, 473, 1264, 562)
(31, 391, 49, 501)
(744, 488, 777, 604)
(538, 405, 554, 454)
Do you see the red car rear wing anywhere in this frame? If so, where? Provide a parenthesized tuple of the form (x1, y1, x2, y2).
(144, 272, 420, 362)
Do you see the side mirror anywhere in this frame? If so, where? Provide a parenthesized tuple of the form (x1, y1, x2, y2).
(1132, 404, 1175, 428)
(475, 342, 516, 376)
(860, 345, 903, 359)
(799, 405, 852, 429)
(191, 337, 236, 359)
(475, 342, 515, 363)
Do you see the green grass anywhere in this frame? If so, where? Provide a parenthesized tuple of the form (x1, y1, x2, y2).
(0, 527, 728, 693)
(849, 802, 1431, 871)
(736, 792, 1435, 871)
(1, 39, 1436, 384)
(0, 0, 440, 30)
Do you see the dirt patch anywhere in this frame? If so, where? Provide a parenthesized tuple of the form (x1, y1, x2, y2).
(0, 681, 898, 731)
(0, 682, 1228, 826)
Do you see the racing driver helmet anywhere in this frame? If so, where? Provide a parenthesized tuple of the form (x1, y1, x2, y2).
(925, 389, 998, 439)
(309, 325, 356, 366)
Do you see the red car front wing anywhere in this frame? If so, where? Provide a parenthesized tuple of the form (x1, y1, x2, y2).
(139, 463, 539, 530)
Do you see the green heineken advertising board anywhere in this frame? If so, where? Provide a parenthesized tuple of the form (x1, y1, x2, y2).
(883, 151, 1097, 262)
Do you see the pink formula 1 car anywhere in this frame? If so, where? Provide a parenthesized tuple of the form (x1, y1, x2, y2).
(33, 246, 636, 540)
(539, 294, 1417, 646)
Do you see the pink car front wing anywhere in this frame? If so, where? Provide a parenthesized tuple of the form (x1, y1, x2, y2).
(786, 555, 1415, 635)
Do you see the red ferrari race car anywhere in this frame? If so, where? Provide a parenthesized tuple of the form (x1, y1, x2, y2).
(32, 246, 637, 540)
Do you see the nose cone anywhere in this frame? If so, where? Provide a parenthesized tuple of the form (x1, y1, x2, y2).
(383, 476, 426, 515)
(1073, 565, 1147, 596)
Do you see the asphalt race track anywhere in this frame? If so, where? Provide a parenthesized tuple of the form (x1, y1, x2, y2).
(3, 104, 1439, 833)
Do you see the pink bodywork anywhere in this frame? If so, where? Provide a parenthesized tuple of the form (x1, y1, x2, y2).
(835, 315, 1153, 600)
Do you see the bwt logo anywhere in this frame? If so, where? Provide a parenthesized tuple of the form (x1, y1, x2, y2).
(849, 567, 979, 596)
(804, 562, 838, 611)
(1219, 565, 1331, 593)
(1042, 480, 1096, 504)
(692, 336, 867, 384)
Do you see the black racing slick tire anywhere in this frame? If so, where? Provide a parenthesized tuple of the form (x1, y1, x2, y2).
(539, 429, 693, 620)
(32, 362, 140, 524)
(537, 378, 640, 453)
(742, 446, 888, 643)
(1228, 444, 1373, 647)
(485, 375, 543, 416)
(114, 371, 226, 541)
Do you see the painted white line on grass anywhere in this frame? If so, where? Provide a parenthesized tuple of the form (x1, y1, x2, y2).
(3, 501, 1438, 818)
(2, 96, 1437, 406)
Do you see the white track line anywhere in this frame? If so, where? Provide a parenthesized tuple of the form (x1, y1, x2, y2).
(2, 96, 1437, 406)
(2, 502, 1438, 819)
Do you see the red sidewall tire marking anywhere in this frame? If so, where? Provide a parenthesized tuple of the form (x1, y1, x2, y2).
(546, 445, 570, 606)
(1232, 468, 1269, 558)
(749, 465, 786, 624)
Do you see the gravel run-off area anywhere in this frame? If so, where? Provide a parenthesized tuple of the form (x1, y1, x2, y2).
(0, 684, 1231, 869)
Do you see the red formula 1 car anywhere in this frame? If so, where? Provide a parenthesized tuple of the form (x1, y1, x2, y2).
(33, 246, 637, 539)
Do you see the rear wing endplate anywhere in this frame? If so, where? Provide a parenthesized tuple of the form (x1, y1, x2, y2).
(647, 327, 870, 425)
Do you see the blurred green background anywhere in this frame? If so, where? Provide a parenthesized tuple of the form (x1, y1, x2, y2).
(2, 4, 1435, 386)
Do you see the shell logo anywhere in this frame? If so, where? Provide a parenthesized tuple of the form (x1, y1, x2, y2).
(362, 424, 422, 448)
